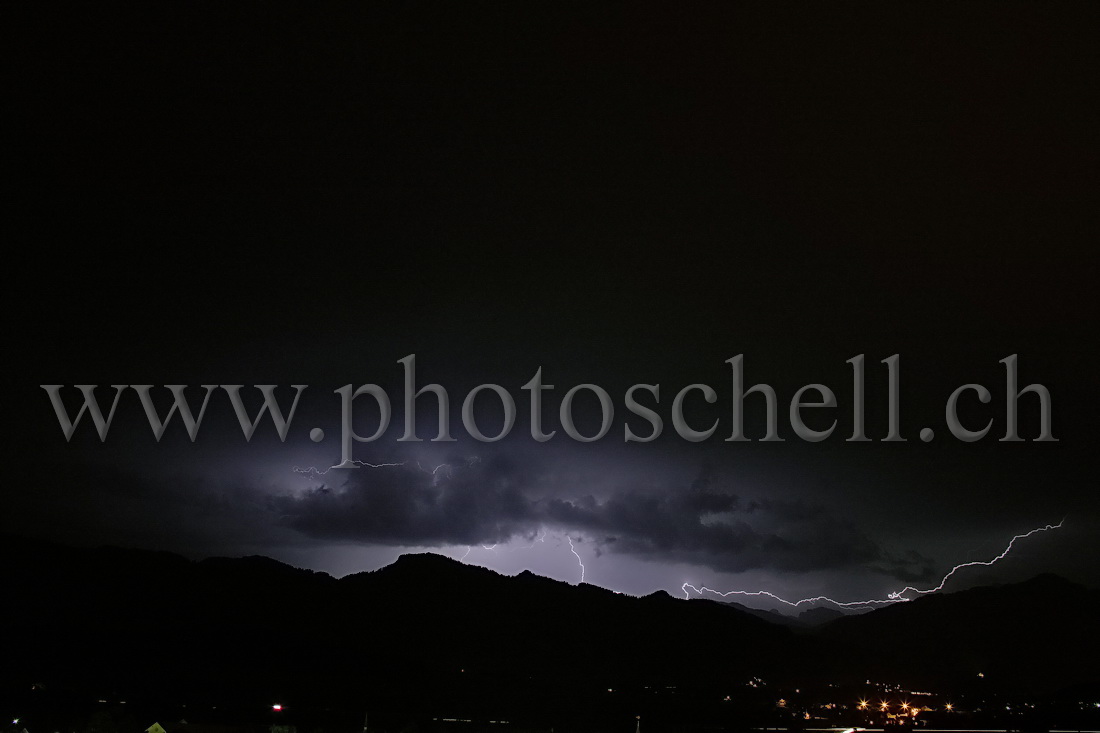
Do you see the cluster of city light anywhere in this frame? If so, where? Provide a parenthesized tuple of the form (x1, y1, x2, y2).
(682, 519, 1064, 608)
(856, 698, 951, 717)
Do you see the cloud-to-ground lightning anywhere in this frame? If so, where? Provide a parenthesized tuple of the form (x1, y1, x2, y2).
(455, 529, 584, 584)
(568, 536, 586, 584)
(681, 519, 1065, 609)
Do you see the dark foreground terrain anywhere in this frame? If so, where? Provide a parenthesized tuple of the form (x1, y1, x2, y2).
(2, 536, 1097, 733)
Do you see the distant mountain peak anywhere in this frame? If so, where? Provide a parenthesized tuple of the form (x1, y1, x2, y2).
(392, 551, 463, 567)
(642, 589, 676, 602)
(796, 605, 848, 626)
(1016, 571, 1079, 590)
(382, 551, 504, 582)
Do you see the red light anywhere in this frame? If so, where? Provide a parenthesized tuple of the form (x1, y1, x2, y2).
(273, 705, 283, 711)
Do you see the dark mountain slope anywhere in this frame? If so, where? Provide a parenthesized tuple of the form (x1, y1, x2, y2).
(2, 535, 1095, 725)
(815, 573, 1100, 692)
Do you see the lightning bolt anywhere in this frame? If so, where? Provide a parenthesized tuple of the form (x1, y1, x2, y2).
(416, 461, 454, 484)
(455, 529, 585, 585)
(682, 519, 1065, 608)
(295, 455, 477, 480)
(519, 528, 548, 549)
(292, 460, 406, 477)
(885, 519, 1065, 599)
(568, 536, 586, 584)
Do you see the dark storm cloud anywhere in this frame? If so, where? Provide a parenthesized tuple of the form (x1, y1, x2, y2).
(874, 549, 938, 584)
(276, 454, 935, 579)
(6, 457, 294, 556)
(278, 455, 538, 546)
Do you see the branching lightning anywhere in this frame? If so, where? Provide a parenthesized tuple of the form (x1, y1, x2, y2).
(290, 450, 1061, 607)
(681, 519, 1065, 609)
(292, 460, 406, 477)
(293, 455, 593, 584)
(455, 529, 583, 583)
(519, 529, 548, 549)
(295, 455, 477, 481)
(885, 519, 1065, 600)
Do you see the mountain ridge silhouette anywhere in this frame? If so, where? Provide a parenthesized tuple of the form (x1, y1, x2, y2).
(1, 534, 1095, 720)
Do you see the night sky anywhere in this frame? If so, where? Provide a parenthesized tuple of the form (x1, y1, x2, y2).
(8, 4, 1098, 609)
